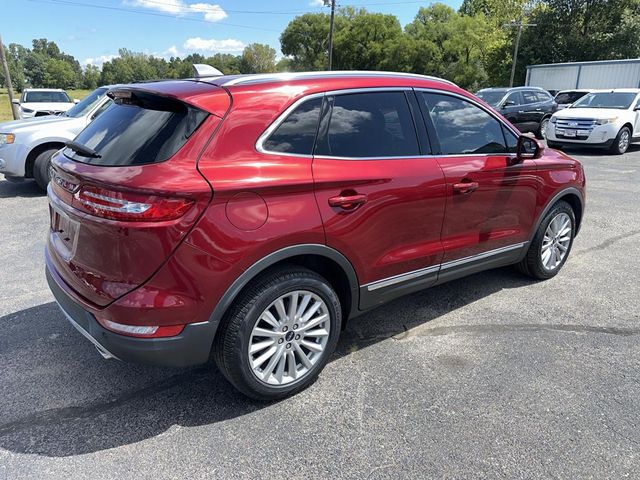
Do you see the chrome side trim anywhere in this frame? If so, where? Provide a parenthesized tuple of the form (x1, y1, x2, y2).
(364, 265, 439, 291)
(223, 71, 457, 87)
(439, 243, 527, 270)
(362, 242, 527, 290)
(55, 301, 119, 360)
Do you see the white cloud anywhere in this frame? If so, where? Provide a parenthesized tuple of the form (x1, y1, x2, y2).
(127, 0, 227, 22)
(309, 0, 326, 6)
(83, 54, 117, 67)
(183, 37, 246, 53)
(165, 45, 180, 57)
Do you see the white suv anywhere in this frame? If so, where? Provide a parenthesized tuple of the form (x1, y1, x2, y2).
(12, 88, 77, 119)
(0, 87, 113, 189)
(546, 89, 640, 154)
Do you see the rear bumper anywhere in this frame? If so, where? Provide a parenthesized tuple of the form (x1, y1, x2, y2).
(46, 266, 216, 367)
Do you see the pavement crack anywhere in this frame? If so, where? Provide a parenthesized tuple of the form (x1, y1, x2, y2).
(397, 323, 640, 340)
(0, 367, 208, 437)
(575, 229, 640, 256)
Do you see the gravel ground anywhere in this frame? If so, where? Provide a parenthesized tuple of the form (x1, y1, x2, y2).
(1, 146, 639, 479)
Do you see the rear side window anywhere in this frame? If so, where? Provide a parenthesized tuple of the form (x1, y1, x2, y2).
(536, 91, 552, 102)
(421, 92, 507, 155)
(262, 97, 322, 154)
(64, 91, 208, 166)
(315, 91, 419, 158)
(521, 91, 539, 104)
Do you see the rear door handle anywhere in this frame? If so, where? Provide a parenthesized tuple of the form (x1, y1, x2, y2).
(453, 181, 479, 194)
(328, 193, 367, 210)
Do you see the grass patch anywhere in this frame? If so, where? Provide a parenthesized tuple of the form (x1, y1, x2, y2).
(0, 88, 93, 123)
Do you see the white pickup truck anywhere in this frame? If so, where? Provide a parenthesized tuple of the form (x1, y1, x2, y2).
(0, 86, 113, 189)
(546, 89, 640, 154)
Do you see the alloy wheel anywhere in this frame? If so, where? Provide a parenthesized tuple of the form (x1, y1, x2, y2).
(540, 118, 549, 139)
(541, 212, 572, 271)
(619, 129, 630, 153)
(248, 290, 331, 386)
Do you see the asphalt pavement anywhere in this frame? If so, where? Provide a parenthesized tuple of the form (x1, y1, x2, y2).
(1, 145, 639, 479)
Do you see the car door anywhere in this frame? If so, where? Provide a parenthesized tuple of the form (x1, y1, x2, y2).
(312, 89, 447, 309)
(417, 90, 538, 278)
(520, 90, 545, 133)
(499, 91, 525, 131)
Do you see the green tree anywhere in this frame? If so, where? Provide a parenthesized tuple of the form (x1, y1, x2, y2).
(83, 64, 101, 89)
(240, 43, 276, 73)
(280, 13, 331, 70)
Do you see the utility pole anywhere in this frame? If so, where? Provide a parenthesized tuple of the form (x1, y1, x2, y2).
(0, 34, 18, 120)
(324, 0, 336, 70)
(503, 20, 536, 87)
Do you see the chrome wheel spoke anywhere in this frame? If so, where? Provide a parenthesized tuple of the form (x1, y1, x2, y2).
(249, 290, 331, 386)
(541, 212, 572, 271)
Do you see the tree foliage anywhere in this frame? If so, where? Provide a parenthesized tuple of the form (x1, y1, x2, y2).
(3, 1, 640, 92)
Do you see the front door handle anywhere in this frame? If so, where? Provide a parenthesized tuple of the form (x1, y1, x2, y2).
(453, 181, 479, 194)
(328, 193, 367, 210)
(518, 110, 525, 114)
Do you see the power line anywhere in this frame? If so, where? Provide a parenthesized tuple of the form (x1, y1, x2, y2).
(24, 0, 281, 31)
(503, 20, 537, 87)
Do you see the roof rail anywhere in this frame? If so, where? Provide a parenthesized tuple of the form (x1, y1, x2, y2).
(222, 70, 456, 87)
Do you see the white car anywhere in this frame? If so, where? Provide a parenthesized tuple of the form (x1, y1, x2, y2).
(11, 88, 77, 119)
(546, 89, 640, 154)
(0, 86, 113, 189)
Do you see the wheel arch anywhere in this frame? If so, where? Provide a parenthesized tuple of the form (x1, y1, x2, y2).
(208, 244, 360, 335)
(25, 141, 65, 178)
(530, 187, 584, 240)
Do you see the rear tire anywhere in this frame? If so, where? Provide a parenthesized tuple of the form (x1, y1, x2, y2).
(610, 126, 631, 155)
(214, 266, 342, 401)
(33, 148, 58, 191)
(517, 201, 575, 280)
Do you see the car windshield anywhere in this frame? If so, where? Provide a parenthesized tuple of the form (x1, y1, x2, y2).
(554, 91, 589, 105)
(24, 91, 71, 103)
(571, 92, 637, 109)
(475, 91, 506, 107)
(65, 87, 109, 118)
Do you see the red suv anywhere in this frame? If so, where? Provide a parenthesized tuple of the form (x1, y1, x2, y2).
(46, 72, 585, 400)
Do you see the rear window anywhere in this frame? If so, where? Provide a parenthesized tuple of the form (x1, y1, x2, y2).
(555, 91, 588, 105)
(64, 91, 208, 166)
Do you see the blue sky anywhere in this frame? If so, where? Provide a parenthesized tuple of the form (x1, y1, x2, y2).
(4, 0, 461, 67)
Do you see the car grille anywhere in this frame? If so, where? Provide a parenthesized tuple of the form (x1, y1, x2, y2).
(554, 118, 596, 140)
(35, 110, 64, 117)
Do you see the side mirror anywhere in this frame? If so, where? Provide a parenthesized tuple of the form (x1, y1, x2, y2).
(634, 105, 640, 111)
(516, 135, 543, 160)
(73, 99, 80, 104)
(11, 99, 19, 105)
(502, 100, 516, 108)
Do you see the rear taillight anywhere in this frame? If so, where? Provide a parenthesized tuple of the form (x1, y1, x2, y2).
(96, 317, 185, 338)
(72, 185, 193, 221)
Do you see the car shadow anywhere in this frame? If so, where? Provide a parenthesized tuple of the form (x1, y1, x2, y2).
(550, 143, 640, 157)
(0, 177, 45, 198)
(0, 267, 535, 457)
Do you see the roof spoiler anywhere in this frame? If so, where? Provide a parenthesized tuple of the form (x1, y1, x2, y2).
(192, 64, 224, 78)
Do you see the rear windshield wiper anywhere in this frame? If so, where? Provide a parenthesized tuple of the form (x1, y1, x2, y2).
(65, 140, 101, 158)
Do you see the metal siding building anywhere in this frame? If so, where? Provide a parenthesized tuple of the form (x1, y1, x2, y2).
(526, 59, 640, 90)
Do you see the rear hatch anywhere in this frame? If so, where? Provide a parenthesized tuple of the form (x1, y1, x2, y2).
(47, 82, 229, 307)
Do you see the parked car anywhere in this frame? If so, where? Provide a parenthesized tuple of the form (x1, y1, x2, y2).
(554, 89, 592, 109)
(46, 71, 585, 400)
(547, 89, 640, 154)
(475, 86, 557, 139)
(12, 88, 77, 119)
(0, 86, 113, 189)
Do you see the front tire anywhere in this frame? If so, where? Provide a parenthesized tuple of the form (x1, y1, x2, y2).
(517, 201, 575, 280)
(536, 117, 550, 140)
(33, 148, 58, 191)
(214, 267, 342, 400)
(610, 126, 631, 155)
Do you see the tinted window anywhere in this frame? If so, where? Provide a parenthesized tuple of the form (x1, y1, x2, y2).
(521, 91, 539, 104)
(315, 91, 419, 158)
(554, 91, 588, 105)
(263, 97, 322, 154)
(421, 92, 507, 155)
(502, 124, 518, 153)
(65, 91, 208, 166)
(536, 91, 552, 102)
